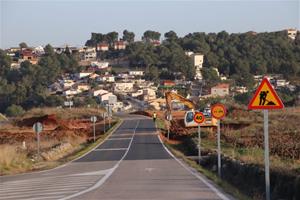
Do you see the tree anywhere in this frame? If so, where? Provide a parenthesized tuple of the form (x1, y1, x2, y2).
(106, 32, 119, 45)
(142, 30, 161, 42)
(202, 68, 220, 85)
(44, 95, 64, 107)
(44, 44, 55, 56)
(145, 66, 159, 82)
(19, 42, 28, 49)
(0, 49, 12, 77)
(164, 31, 178, 42)
(123, 30, 135, 43)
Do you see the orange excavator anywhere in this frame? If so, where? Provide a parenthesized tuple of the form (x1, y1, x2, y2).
(165, 92, 217, 135)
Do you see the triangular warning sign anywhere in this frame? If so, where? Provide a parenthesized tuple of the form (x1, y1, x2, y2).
(248, 77, 284, 110)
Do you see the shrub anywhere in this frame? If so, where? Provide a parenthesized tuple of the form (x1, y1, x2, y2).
(5, 104, 25, 117)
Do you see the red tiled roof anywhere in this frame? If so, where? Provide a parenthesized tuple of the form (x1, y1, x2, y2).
(212, 83, 229, 89)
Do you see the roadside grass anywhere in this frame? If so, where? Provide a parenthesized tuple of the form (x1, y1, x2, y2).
(0, 145, 33, 175)
(0, 119, 122, 175)
(155, 111, 300, 199)
(0, 113, 8, 121)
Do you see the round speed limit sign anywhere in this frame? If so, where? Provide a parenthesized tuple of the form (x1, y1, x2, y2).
(211, 104, 226, 119)
(193, 112, 205, 124)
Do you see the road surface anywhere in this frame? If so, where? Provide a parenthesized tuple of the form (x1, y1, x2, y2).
(0, 115, 233, 200)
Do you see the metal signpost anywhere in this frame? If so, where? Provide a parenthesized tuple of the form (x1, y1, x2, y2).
(32, 122, 43, 160)
(90, 116, 97, 142)
(166, 113, 172, 140)
(193, 112, 205, 164)
(211, 104, 226, 178)
(248, 77, 284, 200)
(102, 112, 107, 133)
(106, 104, 112, 128)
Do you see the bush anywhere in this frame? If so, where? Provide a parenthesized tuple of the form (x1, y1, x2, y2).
(5, 104, 25, 117)
(44, 95, 64, 107)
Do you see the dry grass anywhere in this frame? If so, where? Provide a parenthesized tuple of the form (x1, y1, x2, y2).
(0, 145, 32, 175)
(22, 107, 106, 120)
(0, 134, 87, 175)
(0, 113, 8, 121)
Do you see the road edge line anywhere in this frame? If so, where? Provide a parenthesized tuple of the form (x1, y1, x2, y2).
(156, 130, 231, 200)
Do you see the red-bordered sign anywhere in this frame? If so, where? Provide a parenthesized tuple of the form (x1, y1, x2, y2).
(248, 77, 284, 110)
(211, 104, 226, 119)
(194, 112, 205, 124)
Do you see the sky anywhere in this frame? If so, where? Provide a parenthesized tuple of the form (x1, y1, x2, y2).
(0, 0, 299, 48)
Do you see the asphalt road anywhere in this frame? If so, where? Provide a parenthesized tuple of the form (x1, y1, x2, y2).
(0, 115, 234, 200)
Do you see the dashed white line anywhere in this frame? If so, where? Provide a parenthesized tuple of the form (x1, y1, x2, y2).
(60, 120, 140, 200)
(94, 148, 128, 151)
(106, 138, 132, 140)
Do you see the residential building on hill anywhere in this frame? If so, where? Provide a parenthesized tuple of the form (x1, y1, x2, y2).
(211, 83, 230, 97)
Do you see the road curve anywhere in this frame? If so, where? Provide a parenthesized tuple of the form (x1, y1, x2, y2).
(0, 114, 234, 200)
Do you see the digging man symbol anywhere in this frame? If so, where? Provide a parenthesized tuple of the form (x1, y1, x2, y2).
(259, 91, 269, 105)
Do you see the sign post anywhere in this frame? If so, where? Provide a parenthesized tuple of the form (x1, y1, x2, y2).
(248, 77, 284, 200)
(33, 122, 43, 160)
(166, 113, 172, 140)
(90, 116, 97, 142)
(193, 112, 205, 164)
(211, 104, 226, 178)
(106, 104, 112, 128)
(102, 112, 106, 133)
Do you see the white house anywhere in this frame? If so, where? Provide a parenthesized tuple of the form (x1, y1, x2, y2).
(211, 83, 230, 97)
(91, 61, 109, 69)
(189, 53, 204, 80)
(287, 29, 297, 40)
(91, 89, 109, 97)
(129, 71, 144, 76)
(97, 75, 115, 83)
(97, 43, 109, 51)
(99, 93, 117, 104)
(75, 84, 90, 92)
(63, 89, 79, 97)
(131, 89, 143, 97)
(143, 88, 156, 101)
(234, 86, 248, 94)
(114, 82, 134, 92)
(113, 41, 126, 50)
(61, 79, 75, 89)
(275, 79, 290, 87)
(76, 72, 92, 79)
(82, 47, 96, 60)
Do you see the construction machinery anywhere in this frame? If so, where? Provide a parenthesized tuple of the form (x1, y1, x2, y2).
(165, 91, 217, 128)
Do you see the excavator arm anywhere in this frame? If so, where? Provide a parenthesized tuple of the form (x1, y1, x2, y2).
(165, 91, 195, 113)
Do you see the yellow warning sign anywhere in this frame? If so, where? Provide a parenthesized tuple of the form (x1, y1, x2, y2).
(248, 77, 284, 109)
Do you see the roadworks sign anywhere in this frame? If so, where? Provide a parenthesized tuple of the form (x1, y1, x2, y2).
(248, 77, 284, 110)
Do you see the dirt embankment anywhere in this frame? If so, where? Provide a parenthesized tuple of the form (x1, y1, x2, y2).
(0, 114, 106, 145)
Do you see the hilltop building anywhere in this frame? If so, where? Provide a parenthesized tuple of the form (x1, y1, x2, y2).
(287, 29, 297, 40)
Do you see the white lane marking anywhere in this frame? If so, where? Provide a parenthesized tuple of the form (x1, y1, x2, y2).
(2, 176, 95, 186)
(60, 120, 140, 200)
(3, 190, 81, 199)
(106, 138, 132, 140)
(0, 187, 82, 196)
(157, 133, 231, 200)
(69, 169, 112, 176)
(1, 183, 90, 191)
(94, 148, 128, 151)
(1, 120, 124, 178)
(22, 195, 65, 200)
